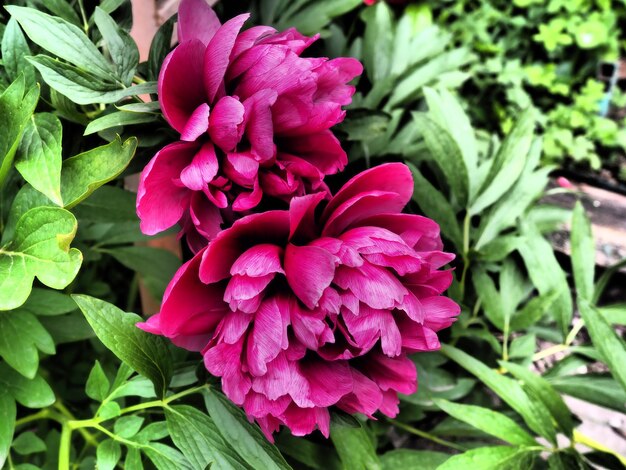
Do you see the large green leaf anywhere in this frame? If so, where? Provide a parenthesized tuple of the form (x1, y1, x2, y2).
(437, 446, 537, 470)
(276, 434, 340, 470)
(84, 111, 157, 136)
(72, 295, 173, 398)
(277, 0, 361, 35)
(142, 443, 193, 470)
(96, 439, 121, 470)
(0, 363, 55, 408)
(0, 310, 55, 378)
(472, 267, 506, 330)
(6, 6, 114, 79)
(570, 202, 595, 301)
(60, 136, 137, 208)
(434, 399, 536, 446)
(499, 362, 574, 437)
(1, 18, 35, 85)
(441, 344, 556, 444)
(546, 374, 626, 412)
(202, 389, 292, 470)
(94, 7, 139, 86)
(165, 405, 250, 470)
(578, 300, 626, 392)
(0, 76, 39, 187)
(362, 2, 394, 82)
(15, 113, 63, 205)
(412, 112, 469, 205)
(85, 360, 110, 402)
(330, 414, 381, 470)
(0, 391, 16, 469)
(0, 206, 82, 310)
(380, 449, 448, 470)
(21, 288, 76, 316)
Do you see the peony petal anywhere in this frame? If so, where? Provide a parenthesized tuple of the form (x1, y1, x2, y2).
(208, 96, 245, 152)
(224, 152, 259, 187)
(288, 193, 326, 241)
(158, 39, 207, 133)
(284, 243, 336, 309)
(337, 368, 383, 417)
(188, 191, 223, 241)
(177, 0, 221, 45)
(362, 353, 416, 395)
(421, 296, 460, 331)
(180, 103, 210, 141)
(334, 262, 407, 310)
(204, 14, 250, 103)
(342, 306, 402, 357)
(137, 142, 195, 235)
(299, 360, 353, 407)
(242, 88, 277, 161)
(224, 273, 274, 311)
(232, 178, 263, 211)
(247, 297, 289, 376)
(230, 244, 284, 277)
(180, 141, 219, 190)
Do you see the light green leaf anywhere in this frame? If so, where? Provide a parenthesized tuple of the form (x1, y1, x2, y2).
(0, 391, 16, 468)
(441, 344, 557, 444)
(1, 18, 35, 85)
(12, 431, 46, 455)
(134, 421, 169, 444)
(125, 447, 144, 470)
(406, 162, 462, 249)
(98, 401, 121, 420)
(113, 416, 144, 439)
(94, 7, 139, 85)
(510, 290, 559, 331)
(570, 202, 595, 301)
(97, 439, 121, 470)
(437, 446, 537, 470)
(61, 136, 137, 208)
(29, 0, 82, 26)
(84, 111, 157, 136)
(72, 295, 173, 398)
(434, 399, 536, 446)
(142, 443, 193, 470)
(472, 267, 505, 330)
(499, 361, 574, 437)
(6, 6, 114, 78)
(362, 2, 394, 82)
(578, 300, 626, 392)
(0, 206, 82, 310)
(86, 360, 110, 402)
(330, 414, 381, 470)
(412, 112, 469, 205)
(277, 0, 361, 36)
(165, 405, 250, 470)
(202, 389, 292, 470)
(16, 113, 63, 205)
(380, 449, 448, 470)
(0, 310, 55, 378)
(0, 363, 55, 408)
(508, 334, 536, 359)
(547, 374, 626, 412)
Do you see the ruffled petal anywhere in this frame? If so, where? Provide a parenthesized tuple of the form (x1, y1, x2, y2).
(285, 243, 336, 309)
(208, 96, 245, 152)
(177, 0, 221, 45)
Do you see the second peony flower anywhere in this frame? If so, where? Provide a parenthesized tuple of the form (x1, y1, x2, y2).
(139, 163, 460, 440)
(137, 0, 363, 251)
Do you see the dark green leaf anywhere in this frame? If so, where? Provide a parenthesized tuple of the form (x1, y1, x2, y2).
(12, 432, 46, 455)
(16, 113, 63, 205)
(276, 433, 341, 470)
(437, 446, 537, 470)
(1, 18, 35, 85)
(570, 202, 595, 301)
(61, 136, 137, 208)
(84, 111, 157, 136)
(165, 405, 250, 470)
(71, 186, 137, 223)
(0, 391, 16, 468)
(30, 0, 82, 26)
(94, 7, 139, 85)
(362, 2, 394, 82)
(86, 360, 110, 402)
(22, 288, 76, 316)
(142, 443, 193, 470)
(0, 207, 82, 310)
(472, 267, 505, 330)
(509, 290, 559, 331)
(380, 449, 448, 470)
(148, 15, 175, 81)
(330, 414, 381, 470)
(0, 363, 55, 408)
(72, 295, 173, 398)
(434, 398, 536, 446)
(202, 389, 292, 470)
(39, 310, 95, 344)
(277, 0, 361, 36)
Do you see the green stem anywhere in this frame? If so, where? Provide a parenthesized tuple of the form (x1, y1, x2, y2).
(459, 212, 471, 302)
(59, 424, 72, 470)
(532, 343, 569, 362)
(573, 430, 626, 466)
(387, 418, 467, 452)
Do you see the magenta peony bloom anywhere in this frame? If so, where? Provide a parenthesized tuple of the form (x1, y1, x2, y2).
(139, 163, 459, 439)
(137, 0, 363, 250)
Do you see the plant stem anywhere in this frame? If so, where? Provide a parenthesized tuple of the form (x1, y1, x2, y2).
(573, 430, 626, 466)
(459, 212, 471, 302)
(59, 424, 72, 470)
(387, 418, 467, 452)
(532, 343, 569, 362)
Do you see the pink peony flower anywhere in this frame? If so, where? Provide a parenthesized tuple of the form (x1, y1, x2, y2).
(139, 163, 459, 439)
(137, 0, 363, 251)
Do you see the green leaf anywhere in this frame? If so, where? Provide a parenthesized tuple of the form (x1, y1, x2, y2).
(278, 0, 361, 36)
(94, 7, 139, 85)
(1, 18, 35, 85)
(12, 431, 46, 455)
(0, 206, 82, 310)
(142, 442, 193, 470)
(437, 446, 537, 470)
(84, 111, 158, 136)
(97, 439, 121, 470)
(499, 361, 574, 437)
(570, 202, 595, 301)
(330, 414, 381, 470)
(441, 344, 557, 444)
(6, 6, 114, 79)
(0, 76, 40, 187)
(125, 447, 144, 470)
(0, 363, 55, 408)
(380, 449, 448, 470)
(362, 2, 394, 82)
(30, 0, 82, 26)
(27, 55, 156, 105)
(165, 405, 250, 470)
(134, 421, 169, 444)
(472, 267, 506, 330)
(86, 360, 110, 402)
(60, 136, 137, 208)
(15, 113, 63, 205)
(0, 310, 55, 378)
(412, 112, 469, 205)
(72, 295, 173, 398)
(38, 310, 94, 344)
(547, 374, 626, 412)
(72, 186, 138, 223)
(102, 246, 181, 299)
(98, 401, 121, 420)
(434, 399, 536, 446)
(509, 289, 559, 331)
(148, 15, 175, 81)
(276, 433, 341, 470)
(578, 300, 626, 392)
(406, 162, 462, 249)
(0, 391, 16, 469)
(202, 389, 291, 470)
(508, 334, 536, 359)
(22, 288, 76, 316)
(470, 109, 535, 214)
(113, 416, 144, 439)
